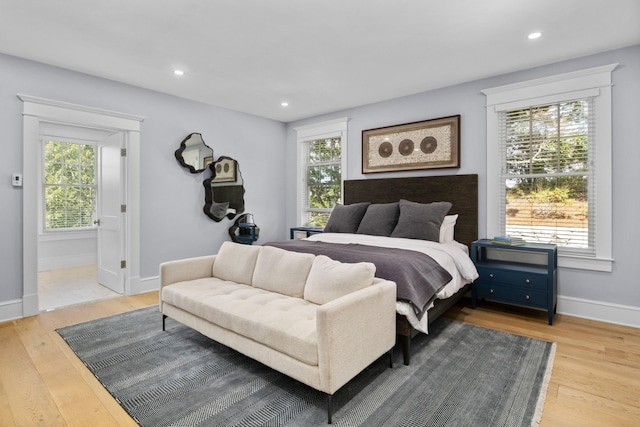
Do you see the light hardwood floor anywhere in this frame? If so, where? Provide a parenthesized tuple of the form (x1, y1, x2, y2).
(1, 292, 638, 426)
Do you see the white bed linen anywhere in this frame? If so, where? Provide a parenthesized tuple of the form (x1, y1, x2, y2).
(305, 233, 479, 333)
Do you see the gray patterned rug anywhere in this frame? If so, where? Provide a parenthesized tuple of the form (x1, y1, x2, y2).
(57, 306, 555, 426)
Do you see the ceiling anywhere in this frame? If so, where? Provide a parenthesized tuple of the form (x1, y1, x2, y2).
(1, 1, 639, 122)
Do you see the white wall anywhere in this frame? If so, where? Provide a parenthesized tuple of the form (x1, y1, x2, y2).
(38, 232, 97, 271)
(285, 45, 640, 327)
(0, 53, 287, 314)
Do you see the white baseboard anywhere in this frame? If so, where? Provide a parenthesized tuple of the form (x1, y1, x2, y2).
(0, 299, 23, 323)
(557, 295, 640, 328)
(132, 275, 159, 295)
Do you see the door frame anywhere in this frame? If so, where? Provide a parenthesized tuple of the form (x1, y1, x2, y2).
(19, 95, 144, 317)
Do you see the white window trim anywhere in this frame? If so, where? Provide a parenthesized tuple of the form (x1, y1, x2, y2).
(482, 64, 617, 272)
(294, 117, 349, 226)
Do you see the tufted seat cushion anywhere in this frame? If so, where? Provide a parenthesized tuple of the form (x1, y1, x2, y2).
(162, 277, 320, 365)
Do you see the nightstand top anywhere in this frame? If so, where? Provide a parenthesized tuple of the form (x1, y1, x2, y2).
(473, 239, 557, 252)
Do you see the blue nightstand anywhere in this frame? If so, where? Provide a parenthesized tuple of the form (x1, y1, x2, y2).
(290, 227, 324, 240)
(470, 239, 557, 325)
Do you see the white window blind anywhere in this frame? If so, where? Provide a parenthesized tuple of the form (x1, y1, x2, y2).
(498, 98, 595, 254)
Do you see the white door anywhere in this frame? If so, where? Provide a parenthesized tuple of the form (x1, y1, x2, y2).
(96, 132, 125, 293)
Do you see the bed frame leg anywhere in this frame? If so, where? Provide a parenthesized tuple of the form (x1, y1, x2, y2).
(327, 394, 332, 424)
(400, 334, 411, 365)
(162, 314, 167, 331)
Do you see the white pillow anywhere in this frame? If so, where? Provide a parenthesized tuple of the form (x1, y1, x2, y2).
(212, 241, 261, 285)
(439, 214, 458, 243)
(252, 246, 315, 298)
(304, 255, 376, 305)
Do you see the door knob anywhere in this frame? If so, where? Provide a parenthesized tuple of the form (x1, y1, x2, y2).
(94, 219, 101, 226)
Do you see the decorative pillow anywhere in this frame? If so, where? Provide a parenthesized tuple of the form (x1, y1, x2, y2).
(304, 255, 376, 305)
(439, 214, 459, 243)
(356, 202, 400, 236)
(252, 246, 315, 298)
(323, 202, 370, 233)
(390, 199, 452, 241)
(212, 241, 261, 285)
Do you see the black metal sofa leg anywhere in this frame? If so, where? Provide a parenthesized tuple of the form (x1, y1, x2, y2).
(162, 314, 167, 331)
(326, 348, 393, 424)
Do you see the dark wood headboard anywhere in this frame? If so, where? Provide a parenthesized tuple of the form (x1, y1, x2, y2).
(344, 174, 478, 248)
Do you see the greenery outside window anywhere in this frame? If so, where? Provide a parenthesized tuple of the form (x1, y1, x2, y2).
(43, 140, 97, 230)
(295, 118, 348, 227)
(483, 64, 616, 272)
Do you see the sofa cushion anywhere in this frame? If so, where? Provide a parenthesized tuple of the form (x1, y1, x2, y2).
(162, 278, 319, 365)
(252, 246, 315, 298)
(212, 241, 260, 285)
(304, 255, 376, 305)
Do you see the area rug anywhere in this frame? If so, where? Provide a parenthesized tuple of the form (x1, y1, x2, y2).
(57, 306, 555, 426)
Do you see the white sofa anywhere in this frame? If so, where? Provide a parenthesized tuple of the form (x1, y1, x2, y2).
(159, 241, 397, 423)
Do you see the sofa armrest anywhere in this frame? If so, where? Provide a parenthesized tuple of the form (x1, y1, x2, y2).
(159, 255, 216, 289)
(316, 278, 397, 394)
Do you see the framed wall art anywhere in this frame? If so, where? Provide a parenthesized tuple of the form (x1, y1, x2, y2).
(211, 157, 237, 183)
(362, 115, 460, 173)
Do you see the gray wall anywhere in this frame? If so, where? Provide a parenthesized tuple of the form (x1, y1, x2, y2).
(0, 53, 287, 304)
(285, 45, 640, 317)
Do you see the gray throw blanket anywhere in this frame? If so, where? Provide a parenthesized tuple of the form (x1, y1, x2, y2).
(265, 240, 453, 319)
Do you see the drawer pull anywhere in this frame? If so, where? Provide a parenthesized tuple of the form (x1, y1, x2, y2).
(489, 273, 494, 279)
(490, 289, 494, 294)
(525, 279, 531, 284)
(525, 295, 530, 300)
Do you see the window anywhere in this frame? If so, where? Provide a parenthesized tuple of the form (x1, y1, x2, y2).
(501, 99, 593, 251)
(483, 64, 616, 272)
(295, 118, 348, 227)
(42, 140, 97, 230)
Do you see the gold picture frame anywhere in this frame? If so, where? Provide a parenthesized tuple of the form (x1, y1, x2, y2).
(362, 115, 460, 173)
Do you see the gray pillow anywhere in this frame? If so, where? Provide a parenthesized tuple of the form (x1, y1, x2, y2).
(390, 199, 452, 241)
(324, 202, 370, 233)
(356, 202, 399, 236)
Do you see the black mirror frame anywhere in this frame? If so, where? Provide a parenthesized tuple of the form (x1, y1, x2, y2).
(174, 132, 214, 174)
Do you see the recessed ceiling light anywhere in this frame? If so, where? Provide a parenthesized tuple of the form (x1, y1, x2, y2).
(528, 32, 542, 40)
(281, 102, 289, 107)
(173, 69, 185, 76)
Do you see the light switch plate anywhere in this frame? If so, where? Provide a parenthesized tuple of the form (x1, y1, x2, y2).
(12, 174, 22, 187)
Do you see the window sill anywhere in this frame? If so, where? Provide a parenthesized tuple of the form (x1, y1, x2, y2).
(559, 253, 613, 272)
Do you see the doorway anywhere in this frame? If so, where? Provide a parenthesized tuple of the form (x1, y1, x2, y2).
(36, 126, 126, 311)
(20, 95, 144, 317)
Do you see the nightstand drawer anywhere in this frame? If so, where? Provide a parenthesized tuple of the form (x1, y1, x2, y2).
(476, 266, 548, 290)
(474, 281, 547, 309)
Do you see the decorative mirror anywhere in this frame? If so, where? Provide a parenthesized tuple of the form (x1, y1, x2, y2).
(175, 132, 214, 173)
(203, 156, 246, 221)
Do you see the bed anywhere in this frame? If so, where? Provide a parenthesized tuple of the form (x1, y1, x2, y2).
(270, 174, 479, 365)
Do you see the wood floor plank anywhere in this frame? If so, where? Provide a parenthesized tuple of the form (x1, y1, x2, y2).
(14, 315, 128, 426)
(0, 327, 65, 426)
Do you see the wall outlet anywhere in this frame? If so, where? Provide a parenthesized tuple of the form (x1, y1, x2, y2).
(12, 174, 22, 187)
